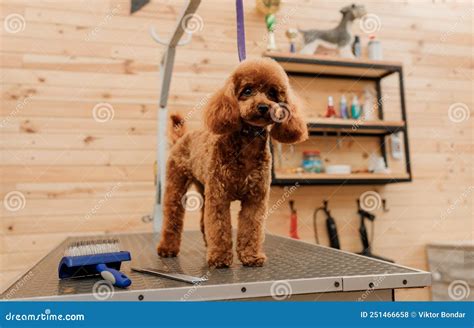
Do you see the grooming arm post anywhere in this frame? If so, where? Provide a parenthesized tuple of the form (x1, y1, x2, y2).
(153, 0, 201, 232)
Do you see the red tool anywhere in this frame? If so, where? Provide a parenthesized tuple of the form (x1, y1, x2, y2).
(289, 200, 300, 239)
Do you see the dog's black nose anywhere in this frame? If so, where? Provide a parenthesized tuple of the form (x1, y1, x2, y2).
(257, 104, 270, 114)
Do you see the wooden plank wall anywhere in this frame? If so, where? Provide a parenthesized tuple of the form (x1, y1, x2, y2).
(1, 0, 472, 300)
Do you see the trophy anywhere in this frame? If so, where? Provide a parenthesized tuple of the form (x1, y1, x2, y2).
(256, 0, 281, 52)
(286, 28, 298, 53)
(265, 14, 277, 51)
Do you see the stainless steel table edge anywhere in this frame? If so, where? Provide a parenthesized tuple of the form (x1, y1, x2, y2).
(4, 276, 343, 301)
(342, 272, 432, 291)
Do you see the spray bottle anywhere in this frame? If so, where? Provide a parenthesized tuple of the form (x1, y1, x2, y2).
(351, 95, 361, 119)
(340, 95, 348, 119)
(325, 96, 337, 118)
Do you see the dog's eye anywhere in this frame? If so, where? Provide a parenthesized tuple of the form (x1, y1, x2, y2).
(242, 87, 253, 97)
(268, 88, 278, 101)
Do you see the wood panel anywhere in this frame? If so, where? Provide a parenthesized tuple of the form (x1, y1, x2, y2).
(1, 0, 473, 301)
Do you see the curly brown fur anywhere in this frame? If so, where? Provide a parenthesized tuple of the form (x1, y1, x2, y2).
(157, 58, 308, 268)
(168, 114, 186, 145)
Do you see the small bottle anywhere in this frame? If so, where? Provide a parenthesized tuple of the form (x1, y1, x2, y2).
(391, 132, 402, 160)
(351, 95, 361, 119)
(340, 95, 348, 119)
(340, 95, 349, 118)
(286, 28, 298, 54)
(325, 96, 337, 118)
(368, 35, 383, 60)
(352, 35, 361, 58)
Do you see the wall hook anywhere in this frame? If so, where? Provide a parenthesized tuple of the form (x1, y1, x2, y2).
(149, 26, 193, 46)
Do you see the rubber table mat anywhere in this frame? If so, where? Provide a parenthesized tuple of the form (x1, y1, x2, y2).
(2, 231, 430, 301)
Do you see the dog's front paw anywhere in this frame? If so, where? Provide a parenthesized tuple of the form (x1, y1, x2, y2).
(157, 242, 180, 258)
(207, 250, 233, 268)
(238, 252, 267, 267)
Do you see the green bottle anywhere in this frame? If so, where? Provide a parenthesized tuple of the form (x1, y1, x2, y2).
(351, 95, 361, 119)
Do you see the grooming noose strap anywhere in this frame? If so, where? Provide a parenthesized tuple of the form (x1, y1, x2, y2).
(236, 0, 246, 62)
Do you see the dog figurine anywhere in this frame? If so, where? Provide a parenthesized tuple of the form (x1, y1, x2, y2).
(299, 3, 367, 57)
(157, 58, 308, 268)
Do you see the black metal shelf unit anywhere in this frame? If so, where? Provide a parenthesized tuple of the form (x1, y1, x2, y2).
(271, 175, 411, 186)
(265, 52, 412, 186)
(306, 120, 406, 136)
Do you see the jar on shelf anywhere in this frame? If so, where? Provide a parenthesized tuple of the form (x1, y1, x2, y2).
(302, 150, 324, 173)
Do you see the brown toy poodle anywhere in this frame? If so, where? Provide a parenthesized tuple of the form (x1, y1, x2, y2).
(157, 58, 308, 268)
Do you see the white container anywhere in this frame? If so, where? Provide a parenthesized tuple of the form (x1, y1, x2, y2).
(326, 165, 351, 175)
(390, 132, 402, 160)
(368, 36, 383, 60)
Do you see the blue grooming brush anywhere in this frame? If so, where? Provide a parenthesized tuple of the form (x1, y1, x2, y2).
(58, 239, 132, 288)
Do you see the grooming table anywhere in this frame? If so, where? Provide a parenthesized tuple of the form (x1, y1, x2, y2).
(2, 231, 430, 301)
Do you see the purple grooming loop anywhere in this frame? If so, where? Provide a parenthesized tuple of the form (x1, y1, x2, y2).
(236, 0, 246, 62)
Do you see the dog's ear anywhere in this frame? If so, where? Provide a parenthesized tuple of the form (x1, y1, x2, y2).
(270, 88, 308, 144)
(204, 78, 241, 134)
